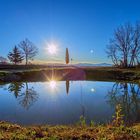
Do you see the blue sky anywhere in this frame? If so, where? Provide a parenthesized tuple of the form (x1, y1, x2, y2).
(0, 0, 140, 64)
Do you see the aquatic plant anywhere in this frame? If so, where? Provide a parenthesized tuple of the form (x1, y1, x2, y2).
(112, 104, 124, 127)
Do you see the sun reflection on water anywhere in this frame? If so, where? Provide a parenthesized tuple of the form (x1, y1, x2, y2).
(49, 80, 57, 89)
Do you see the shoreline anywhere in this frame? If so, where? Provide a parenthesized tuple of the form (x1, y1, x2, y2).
(0, 66, 140, 83)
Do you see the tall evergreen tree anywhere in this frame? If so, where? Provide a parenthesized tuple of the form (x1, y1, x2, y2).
(65, 48, 69, 64)
(8, 46, 24, 65)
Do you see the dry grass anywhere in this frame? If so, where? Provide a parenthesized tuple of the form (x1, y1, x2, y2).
(0, 121, 139, 140)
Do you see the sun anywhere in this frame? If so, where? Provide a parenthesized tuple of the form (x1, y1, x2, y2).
(47, 42, 58, 55)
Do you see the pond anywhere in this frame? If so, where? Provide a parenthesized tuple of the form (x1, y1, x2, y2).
(0, 80, 140, 125)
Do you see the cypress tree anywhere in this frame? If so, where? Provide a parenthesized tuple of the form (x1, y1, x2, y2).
(65, 48, 69, 64)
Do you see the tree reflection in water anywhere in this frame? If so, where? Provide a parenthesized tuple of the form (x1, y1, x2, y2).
(18, 83, 38, 110)
(107, 82, 140, 124)
(66, 80, 70, 95)
(8, 82, 38, 110)
(8, 82, 24, 98)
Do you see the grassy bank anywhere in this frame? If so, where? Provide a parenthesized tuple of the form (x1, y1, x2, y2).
(0, 121, 140, 140)
(83, 67, 140, 82)
(0, 66, 140, 82)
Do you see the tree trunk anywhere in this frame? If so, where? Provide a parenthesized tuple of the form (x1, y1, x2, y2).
(25, 55, 28, 65)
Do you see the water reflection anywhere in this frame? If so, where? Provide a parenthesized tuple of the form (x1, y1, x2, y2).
(1, 80, 140, 125)
(107, 82, 140, 124)
(66, 80, 70, 94)
(18, 83, 38, 110)
(5, 81, 140, 121)
(49, 80, 57, 90)
(80, 83, 85, 117)
(8, 82, 24, 98)
(8, 82, 38, 110)
(7, 80, 71, 109)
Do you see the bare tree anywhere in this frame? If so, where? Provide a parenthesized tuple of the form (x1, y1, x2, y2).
(106, 40, 119, 66)
(107, 23, 134, 68)
(130, 22, 140, 66)
(19, 38, 38, 65)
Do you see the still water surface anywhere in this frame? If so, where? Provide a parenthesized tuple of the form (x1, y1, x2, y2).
(0, 81, 139, 125)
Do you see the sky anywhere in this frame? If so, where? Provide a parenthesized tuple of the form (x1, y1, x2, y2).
(0, 0, 140, 64)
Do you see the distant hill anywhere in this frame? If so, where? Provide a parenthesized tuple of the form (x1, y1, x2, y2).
(75, 63, 112, 67)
